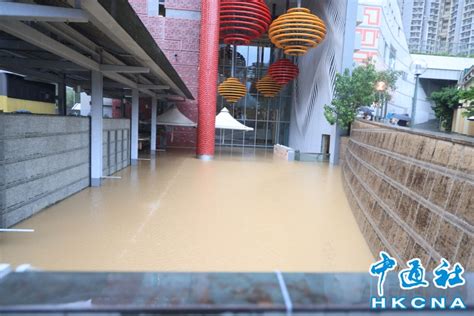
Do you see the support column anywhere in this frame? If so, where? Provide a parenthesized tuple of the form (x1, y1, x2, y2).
(196, 0, 220, 160)
(131, 88, 139, 165)
(57, 77, 66, 116)
(150, 96, 157, 154)
(90, 70, 103, 187)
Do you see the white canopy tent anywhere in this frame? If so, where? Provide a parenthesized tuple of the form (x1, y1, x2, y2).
(154, 105, 196, 146)
(215, 107, 254, 131)
(157, 106, 197, 127)
(154, 106, 253, 147)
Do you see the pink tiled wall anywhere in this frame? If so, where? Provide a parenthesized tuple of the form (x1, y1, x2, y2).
(129, 0, 201, 148)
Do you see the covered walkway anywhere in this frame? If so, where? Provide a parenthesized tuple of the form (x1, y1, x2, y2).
(0, 150, 373, 272)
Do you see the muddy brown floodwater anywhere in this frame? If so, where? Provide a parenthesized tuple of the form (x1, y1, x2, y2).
(0, 148, 373, 272)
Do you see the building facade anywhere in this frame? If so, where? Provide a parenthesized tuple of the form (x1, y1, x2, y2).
(129, 0, 201, 148)
(289, 0, 357, 161)
(355, 0, 436, 122)
(127, 0, 360, 162)
(355, 0, 474, 125)
(399, 0, 474, 56)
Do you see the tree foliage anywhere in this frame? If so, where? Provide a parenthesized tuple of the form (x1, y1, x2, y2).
(324, 62, 400, 129)
(459, 86, 474, 118)
(430, 86, 461, 131)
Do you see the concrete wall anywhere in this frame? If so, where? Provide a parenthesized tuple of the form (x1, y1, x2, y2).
(102, 119, 130, 176)
(343, 120, 473, 270)
(289, 0, 350, 163)
(0, 114, 132, 227)
(0, 114, 90, 228)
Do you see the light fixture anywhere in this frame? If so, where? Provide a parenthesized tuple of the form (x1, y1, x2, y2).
(375, 81, 387, 92)
(220, 0, 272, 45)
(256, 75, 282, 98)
(268, 58, 299, 85)
(268, 4, 326, 56)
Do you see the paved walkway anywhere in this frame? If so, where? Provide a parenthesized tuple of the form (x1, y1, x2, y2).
(0, 148, 373, 272)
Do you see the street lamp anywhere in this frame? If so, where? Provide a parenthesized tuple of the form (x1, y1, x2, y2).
(409, 59, 427, 126)
(375, 81, 387, 121)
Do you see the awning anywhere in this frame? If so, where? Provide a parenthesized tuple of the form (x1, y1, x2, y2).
(157, 106, 197, 127)
(215, 107, 254, 131)
(0, 0, 194, 100)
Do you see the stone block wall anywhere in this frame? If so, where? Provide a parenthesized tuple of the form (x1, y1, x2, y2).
(339, 136, 349, 164)
(0, 114, 90, 227)
(102, 119, 130, 176)
(343, 120, 473, 270)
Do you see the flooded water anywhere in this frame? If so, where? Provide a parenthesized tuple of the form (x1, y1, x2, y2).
(0, 148, 373, 272)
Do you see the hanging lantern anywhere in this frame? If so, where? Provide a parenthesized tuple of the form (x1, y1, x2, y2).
(220, 0, 272, 45)
(269, 8, 327, 56)
(256, 75, 283, 98)
(218, 77, 247, 103)
(268, 59, 299, 85)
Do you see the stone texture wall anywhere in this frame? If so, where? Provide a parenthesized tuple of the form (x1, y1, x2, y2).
(129, 0, 200, 148)
(339, 136, 349, 164)
(102, 119, 130, 176)
(0, 114, 90, 228)
(343, 120, 473, 270)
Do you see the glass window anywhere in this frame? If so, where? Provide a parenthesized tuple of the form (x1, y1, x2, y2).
(217, 44, 292, 148)
(389, 46, 397, 69)
(159, 0, 166, 17)
(255, 122, 267, 146)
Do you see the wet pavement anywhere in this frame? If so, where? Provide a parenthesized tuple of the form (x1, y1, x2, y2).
(0, 148, 373, 272)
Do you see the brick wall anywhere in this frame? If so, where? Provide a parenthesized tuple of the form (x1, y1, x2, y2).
(129, 0, 201, 148)
(343, 120, 473, 271)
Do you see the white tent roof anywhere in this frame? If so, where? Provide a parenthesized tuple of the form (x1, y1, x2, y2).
(157, 106, 197, 127)
(215, 107, 254, 131)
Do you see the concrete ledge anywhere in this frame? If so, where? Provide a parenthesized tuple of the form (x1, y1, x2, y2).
(0, 271, 471, 313)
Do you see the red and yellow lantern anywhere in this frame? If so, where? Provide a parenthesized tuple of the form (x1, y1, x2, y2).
(218, 77, 247, 103)
(269, 7, 327, 56)
(268, 59, 299, 85)
(220, 0, 272, 45)
(256, 75, 283, 98)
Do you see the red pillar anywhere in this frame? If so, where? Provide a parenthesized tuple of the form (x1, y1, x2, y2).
(196, 0, 220, 160)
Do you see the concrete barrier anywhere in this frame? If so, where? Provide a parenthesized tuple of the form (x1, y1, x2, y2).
(273, 144, 295, 161)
